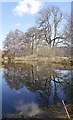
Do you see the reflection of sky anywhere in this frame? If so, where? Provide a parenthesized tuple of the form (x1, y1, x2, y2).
(2, 71, 37, 114)
(2, 86, 37, 113)
(55, 69, 69, 74)
(15, 102, 41, 117)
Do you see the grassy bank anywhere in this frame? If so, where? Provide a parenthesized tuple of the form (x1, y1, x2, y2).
(2, 55, 73, 69)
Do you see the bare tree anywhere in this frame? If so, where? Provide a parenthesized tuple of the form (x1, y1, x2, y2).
(24, 27, 39, 55)
(36, 6, 65, 47)
(63, 16, 72, 46)
(3, 29, 24, 62)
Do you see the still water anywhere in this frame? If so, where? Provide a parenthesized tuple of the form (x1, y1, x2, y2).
(1, 63, 73, 118)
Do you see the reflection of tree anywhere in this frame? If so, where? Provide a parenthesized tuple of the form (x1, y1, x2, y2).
(3, 63, 32, 90)
(3, 63, 73, 108)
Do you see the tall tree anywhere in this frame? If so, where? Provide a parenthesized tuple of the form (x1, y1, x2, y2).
(36, 6, 65, 47)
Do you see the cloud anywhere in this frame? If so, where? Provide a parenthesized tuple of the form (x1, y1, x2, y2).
(15, 23, 21, 26)
(11, 23, 21, 29)
(13, 0, 43, 16)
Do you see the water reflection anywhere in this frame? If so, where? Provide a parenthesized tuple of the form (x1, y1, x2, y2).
(2, 63, 73, 116)
(0, 69, 2, 119)
(15, 101, 41, 117)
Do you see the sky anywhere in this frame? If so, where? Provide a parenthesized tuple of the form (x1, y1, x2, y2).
(0, 0, 72, 49)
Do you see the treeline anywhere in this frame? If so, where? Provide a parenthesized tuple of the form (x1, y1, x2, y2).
(3, 6, 72, 61)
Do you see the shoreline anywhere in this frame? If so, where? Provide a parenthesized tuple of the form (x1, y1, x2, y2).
(2, 59, 73, 70)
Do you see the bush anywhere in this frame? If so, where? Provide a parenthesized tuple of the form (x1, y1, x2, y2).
(70, 60, 73, 66)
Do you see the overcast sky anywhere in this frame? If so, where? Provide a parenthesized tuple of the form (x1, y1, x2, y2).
(0, 0, 71, 49)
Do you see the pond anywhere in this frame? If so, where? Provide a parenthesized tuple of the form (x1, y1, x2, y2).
(1, 62, 73, 118)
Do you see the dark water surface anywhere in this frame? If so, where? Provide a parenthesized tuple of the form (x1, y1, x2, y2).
(1, 63, 73, 118)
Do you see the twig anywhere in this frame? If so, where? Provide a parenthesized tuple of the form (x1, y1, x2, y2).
(62, 100, 70, 119)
